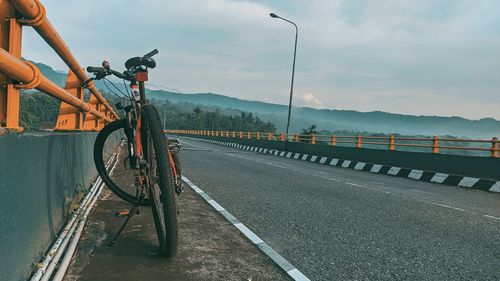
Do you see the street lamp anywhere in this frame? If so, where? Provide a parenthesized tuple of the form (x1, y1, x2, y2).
(270, 12, 298, 150)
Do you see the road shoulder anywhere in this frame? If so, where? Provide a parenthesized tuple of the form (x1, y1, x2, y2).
(63, 184, 290, 281)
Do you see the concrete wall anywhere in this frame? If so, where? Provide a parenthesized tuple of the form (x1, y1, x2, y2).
(189, 135, 500, 181)
(0, 132, 100, 281)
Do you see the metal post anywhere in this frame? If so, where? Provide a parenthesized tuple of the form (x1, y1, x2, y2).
(331, 134, 336, 146)
(491, 137, 498, 158)
(279, 133, 285, 141)
(55, 70, 84, 130)
(0, 2, 23, 132)
(270, 13, 298, 152)
(432, 136, 439, 154)
(356, 135, 362, 148)
(389, 135, 395, 151)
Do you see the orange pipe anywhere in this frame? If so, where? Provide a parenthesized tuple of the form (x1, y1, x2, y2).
(9, 0, 118, 119)
(0, 48, 111, 122)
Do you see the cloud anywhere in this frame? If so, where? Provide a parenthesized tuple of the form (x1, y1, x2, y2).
(297, 93, 324, 108)
(20, 0, 500, 120)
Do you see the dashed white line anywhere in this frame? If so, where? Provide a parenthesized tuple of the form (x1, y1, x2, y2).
(434, 203, 465, 212)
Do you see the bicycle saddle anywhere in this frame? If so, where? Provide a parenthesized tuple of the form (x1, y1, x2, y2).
(125, 56, 156, 70)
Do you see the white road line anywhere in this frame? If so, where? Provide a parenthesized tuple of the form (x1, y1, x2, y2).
(483, 215, 500, 220)
(409, 189, 433, 195)
(320, 176, 342, 182)
(207, 199, 225, 211)
(434, 203, 465, 212)
(233, 223, 264, 244)
(228, 154, 292, 169)
(342, 180, 391, 194)
(180, 139, 209, 150)
(182, 176, 310, 281)
(287, 268, 310, 281)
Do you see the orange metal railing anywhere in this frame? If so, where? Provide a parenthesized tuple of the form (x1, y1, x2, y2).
(0, 0, 117, 132)
(166, 130, 500, 158)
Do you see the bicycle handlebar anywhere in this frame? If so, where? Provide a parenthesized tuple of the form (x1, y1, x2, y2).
(86, 66, 105, 74)
(87, 49, 159, 80)
(86, 66, 134, 81)
(143, 49, 158, 58)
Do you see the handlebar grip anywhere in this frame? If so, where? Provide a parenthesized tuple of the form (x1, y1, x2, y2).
(109, 69, 125, 79)
(143, 49, 158, 58)
(86, 66, 105, 73)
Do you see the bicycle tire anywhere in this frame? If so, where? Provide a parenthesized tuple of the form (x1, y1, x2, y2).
(93, 119, 150, 205)
(141, 104, 178, 257)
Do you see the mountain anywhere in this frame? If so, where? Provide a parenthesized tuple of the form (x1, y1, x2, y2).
(33, 62, 67, 86)
(147, 90, 500, 138)
(32, 62, 112, 92)
(34, 62, 500, 138)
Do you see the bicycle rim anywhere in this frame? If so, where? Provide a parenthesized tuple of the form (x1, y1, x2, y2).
(93, 119, 149, 205)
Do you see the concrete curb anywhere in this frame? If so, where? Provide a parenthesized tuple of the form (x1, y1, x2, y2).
(208, 140, 500, 194)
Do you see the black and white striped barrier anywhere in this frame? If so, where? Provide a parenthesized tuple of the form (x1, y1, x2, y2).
(208, 140, 500, 193)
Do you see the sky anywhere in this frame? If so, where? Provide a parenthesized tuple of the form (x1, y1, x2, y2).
(23, 0, 500, 120)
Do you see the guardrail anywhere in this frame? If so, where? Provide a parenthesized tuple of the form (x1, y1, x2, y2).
(167, 130, 500, 158)
(0, 0, 117, 132)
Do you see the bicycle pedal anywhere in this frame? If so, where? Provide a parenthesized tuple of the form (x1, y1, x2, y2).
(115, 210, 130, 217)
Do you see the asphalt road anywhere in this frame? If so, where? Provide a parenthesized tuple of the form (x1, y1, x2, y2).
(177, 136, 500, 281)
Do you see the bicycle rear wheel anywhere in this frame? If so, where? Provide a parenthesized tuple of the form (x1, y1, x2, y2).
(94, 119, 150, 205)
(142, 104, 178, 257)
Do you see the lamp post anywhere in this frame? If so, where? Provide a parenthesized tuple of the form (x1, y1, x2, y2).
(270, 12, 298, 150)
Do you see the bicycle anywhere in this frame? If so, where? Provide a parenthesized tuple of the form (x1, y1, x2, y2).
(88, 49, 182, 257)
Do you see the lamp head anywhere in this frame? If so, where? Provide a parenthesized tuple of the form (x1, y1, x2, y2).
(270, 13, 279, 18)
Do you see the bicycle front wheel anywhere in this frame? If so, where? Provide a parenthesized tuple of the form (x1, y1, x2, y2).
(94, 119, 149, 205)
(142, 104, 178, 257)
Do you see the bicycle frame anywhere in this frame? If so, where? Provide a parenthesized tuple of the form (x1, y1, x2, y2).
(120, 76, 180, 189)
